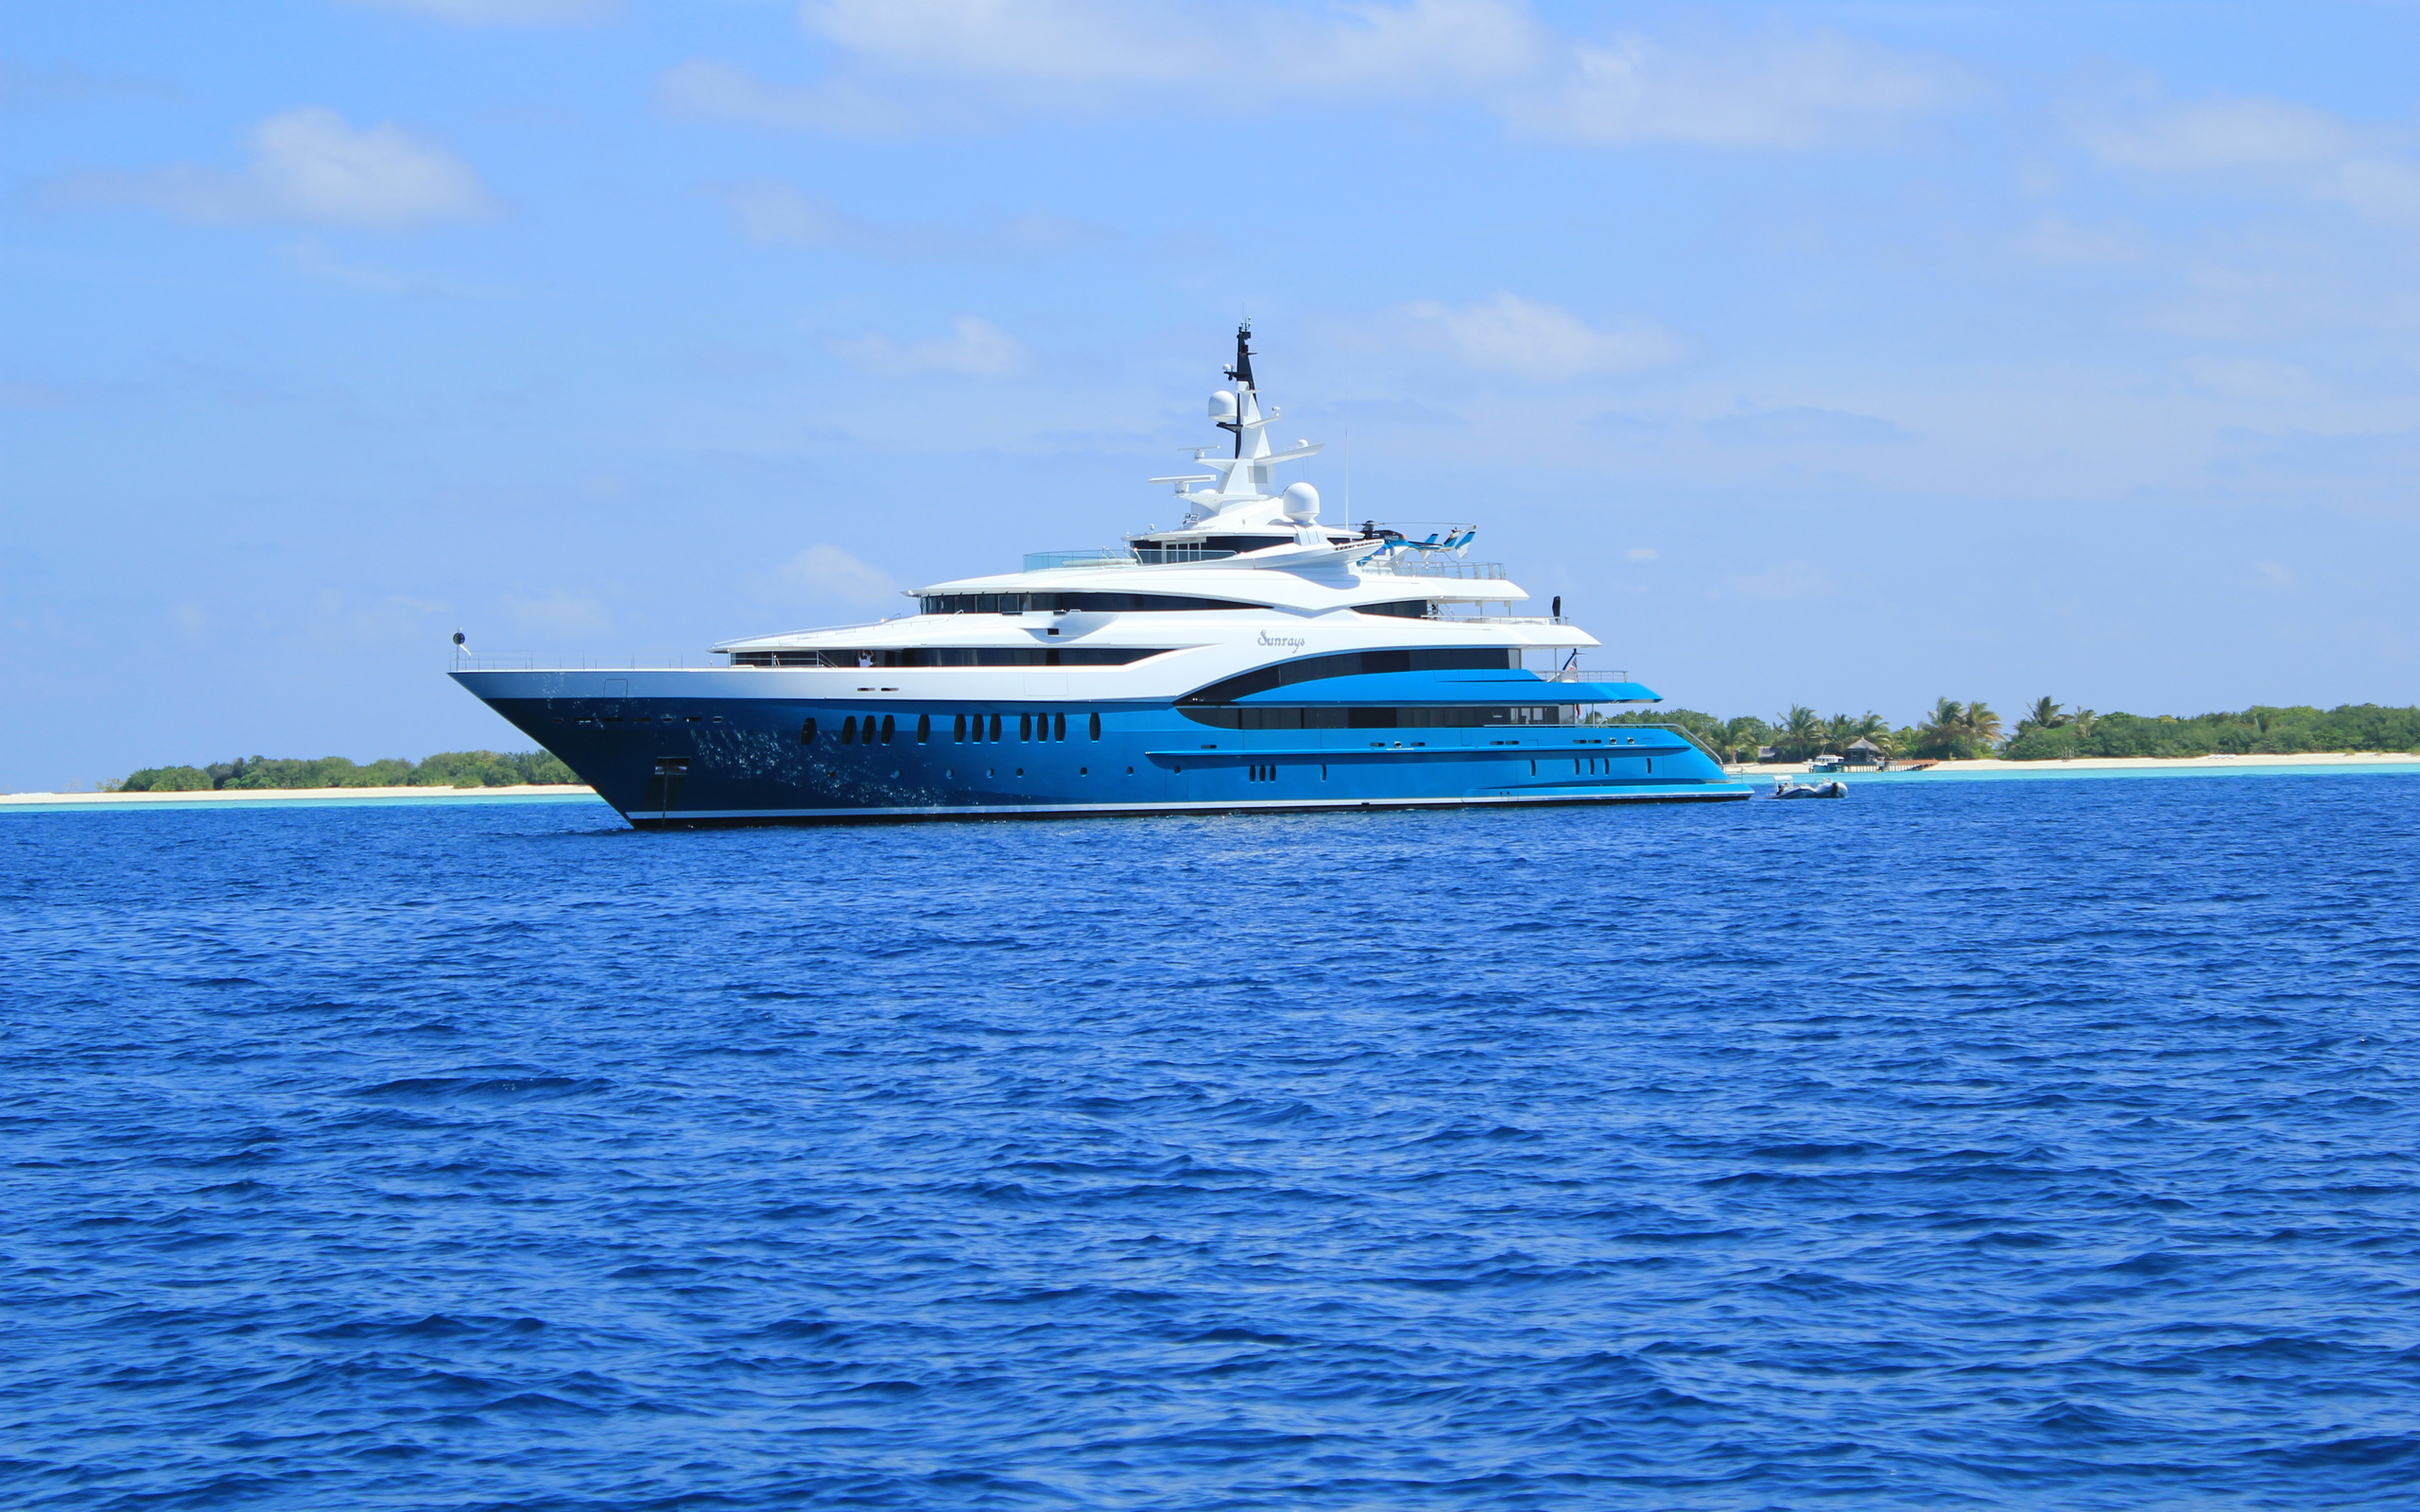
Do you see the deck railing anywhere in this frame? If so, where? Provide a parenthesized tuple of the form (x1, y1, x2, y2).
(1361, 557, 1507, 579)
(449, 651, 723, 672)
(1023, 550, 1138, 571)
(1132, 545, 1238, 565)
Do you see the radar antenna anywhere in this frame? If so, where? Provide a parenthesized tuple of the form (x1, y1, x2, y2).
(1218, 321, 1254, 455)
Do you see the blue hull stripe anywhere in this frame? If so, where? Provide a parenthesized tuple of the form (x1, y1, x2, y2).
(451, 682, 1750, 827)
(631, 789, 1747, 824)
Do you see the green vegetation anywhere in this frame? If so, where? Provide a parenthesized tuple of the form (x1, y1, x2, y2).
(110, 750, 580, 793)
(1595, 700, 2420, 762)
(1998, 703, 2420, 761)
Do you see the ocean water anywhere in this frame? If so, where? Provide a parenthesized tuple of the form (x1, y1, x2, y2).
(4, 774, 2417, 1511)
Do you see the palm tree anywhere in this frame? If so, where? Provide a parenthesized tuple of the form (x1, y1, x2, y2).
(1776, 705, 1825, 761)
(1916, 698, 1971, 759)
(1964, 701, 2004, 748)
(1822, 713, 1860, 753)
(2069, 708, 2098, 738)
(2017, 696, 2065, 736)
(1722, 716, 1775, 764)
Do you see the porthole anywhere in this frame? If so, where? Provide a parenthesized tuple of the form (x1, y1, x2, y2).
(916, 714, 931, 744)
(800, 717, 817, 745)
(841, 716, 857, 745)
(1089, 713, 1102, 741)
(1053, 713, 1066, 741)
(881, 714, 895, 744)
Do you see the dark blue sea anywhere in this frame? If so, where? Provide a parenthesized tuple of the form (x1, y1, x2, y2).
(5, 774, 2418, 1511)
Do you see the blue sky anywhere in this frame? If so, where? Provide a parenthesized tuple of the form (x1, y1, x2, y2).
(6, 0, 2417, 789)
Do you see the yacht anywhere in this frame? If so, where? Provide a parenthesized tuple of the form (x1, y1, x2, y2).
(449, 326, 1751, 826)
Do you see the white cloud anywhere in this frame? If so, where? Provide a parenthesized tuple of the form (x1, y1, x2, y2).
(502, 588, 611, 637)
(664, 1, 1958, 149)
(781, 544, 895, 607)
(658, 60, 941, 134)
(339, 0, 616, 23)
(2014, 214, 2152, 266)
(1504, 31, 1964, 148)
(2077, 94, 2420, 227)
(721, 181, 856, 245)
(1705, 404, 1906, 446)
(2082, 96, 2363, 172)
(1727, 560, 1835, 600)
(831, 316, 1028, 377)
(61, 107, 495, 230)
(711, 180, 1096, 256)
(1370, 294, 1678, 381)
(2180, 355, 2317, 404)
(803, 0, 1539, 98)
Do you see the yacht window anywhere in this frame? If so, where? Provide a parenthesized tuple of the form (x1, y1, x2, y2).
(914, 593, 1257, 616)
(990, 713, 1002, 741)
(727, 646, 1174, 668)
(841, 716, 857, 744)
(1088, 713, 1101, 741)
(1053, 713, 1066, 741)
(1181, 647, 1518, 705)
(1018, 713, 1031, 741)
(954, 713, 967, 742)
(1353, 600, 1436, 619)
(917, 714, 931, 744)
(1183, 705, 1582, 730)
(800, 717, 817, 745)
(881, 715, 895, 744)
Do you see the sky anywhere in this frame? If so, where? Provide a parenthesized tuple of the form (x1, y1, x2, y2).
(5, 0, 2418, 790)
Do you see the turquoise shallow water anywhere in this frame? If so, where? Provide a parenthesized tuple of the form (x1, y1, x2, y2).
(3, 771, 2417, 1509)
(1832, 761, 2420, 785)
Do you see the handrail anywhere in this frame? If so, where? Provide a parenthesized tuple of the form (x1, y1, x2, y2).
(1545, 667, 1631, 682)
(450, 652, 721, 672)
(1362, 558, 1507, 579)
(1023, 550, 1137, 571)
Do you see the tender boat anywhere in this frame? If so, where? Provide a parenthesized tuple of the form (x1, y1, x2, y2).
(449, 326, 1753, 827)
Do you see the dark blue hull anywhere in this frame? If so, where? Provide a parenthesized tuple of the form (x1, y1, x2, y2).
(460, 682, 1751, 827)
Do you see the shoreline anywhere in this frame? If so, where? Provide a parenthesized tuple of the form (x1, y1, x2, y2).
(9, 750, 2417, 811)
(0, 784, 601, 810)
(1729, 751, 2420, 780)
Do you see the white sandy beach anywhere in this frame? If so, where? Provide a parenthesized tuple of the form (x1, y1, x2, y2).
(0, 784, 599, 808)
(1731, 751, 2420, 777)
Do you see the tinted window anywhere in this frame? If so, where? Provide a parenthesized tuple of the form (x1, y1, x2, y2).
(914, 593, 1258, 615)
(1183, 705, 1579, 730)
(731, 646, 1175, 668)
(1181, 647, 1517, 704)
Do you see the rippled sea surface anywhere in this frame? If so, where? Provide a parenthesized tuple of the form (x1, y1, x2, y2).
(5, 775, 2418, 1511)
